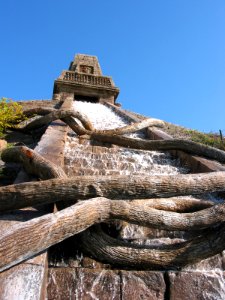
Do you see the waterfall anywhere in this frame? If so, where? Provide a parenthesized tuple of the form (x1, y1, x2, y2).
(64, 101, 222, 257)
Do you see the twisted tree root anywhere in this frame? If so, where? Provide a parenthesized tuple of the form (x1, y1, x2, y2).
(19, 108, 165, 137)
(1, 107, 225, 272)
(22, 107, 56, 117)
(125, 198, 213, 213)
(0, 198, 110, 272)
(110, 199, 225, 230)
(80, 224, 225, 270)
(89, 133, 225, 163)
(0, 172, 224, 212)
(87, 117, 164, 136)
(1, 146, 67, 180)
(0, 197, 224, 272)
(19, 109, 94, 132)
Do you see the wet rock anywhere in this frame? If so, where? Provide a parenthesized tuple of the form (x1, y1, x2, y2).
(182, 253, 224, 271)
(47, 268, 77, 300)
(76, 268, 120, 299)
(81, 256, 111, 269)
(0, 264, 45, 300)
(47, 268, 120, 300)
(169, 271, 225, 300)
(121, 271, 165, 300)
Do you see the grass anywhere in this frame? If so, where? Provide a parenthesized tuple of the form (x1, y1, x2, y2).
(163, 123, 225, 151)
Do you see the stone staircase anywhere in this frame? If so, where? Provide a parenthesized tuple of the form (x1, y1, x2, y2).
(64, 135, 186, 178)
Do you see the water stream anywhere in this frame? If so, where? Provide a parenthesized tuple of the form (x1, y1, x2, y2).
(64, 101, 224, 271)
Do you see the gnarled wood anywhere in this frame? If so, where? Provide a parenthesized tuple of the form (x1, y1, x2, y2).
(0, 198, 111, 272)
(0, 197, 224, 272)
(23, 107, 56, 117)
(0, 172, 224, 212)
(1, 146, 66, 180)
(91, 118, 164, 136)
(89, 133, 225, 163)
(110, 199, 225, 230)
(21, 109, 94, 132)
(15, 115, 44, 131)
(80, 224, 225, 270)
(20, 108, 164, 136)
(61, 115, 87, 135)
(130, 198, 213, 212)
(69, 117, 164, 136)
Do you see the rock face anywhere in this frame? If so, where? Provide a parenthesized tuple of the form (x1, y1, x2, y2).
(169, 271, 225, 300)
(48, 268, 121, 300)
(121, 271, 166, 300)
(47, 268, 166, 300)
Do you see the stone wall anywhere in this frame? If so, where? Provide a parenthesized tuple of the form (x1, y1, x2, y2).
(53, 103, 225, 300)
(17, 99, 62, 110)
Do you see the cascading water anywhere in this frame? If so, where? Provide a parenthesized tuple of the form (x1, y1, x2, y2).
(65, 102, 187, 238)
(64, 101, 223, 272)
(65, 101, 188, 176)
(65, 101, 222, 258)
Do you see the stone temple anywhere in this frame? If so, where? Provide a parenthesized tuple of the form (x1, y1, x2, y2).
(1, 54, 225, 299)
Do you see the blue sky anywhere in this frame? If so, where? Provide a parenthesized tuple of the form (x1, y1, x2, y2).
(0, 1, 225, 133)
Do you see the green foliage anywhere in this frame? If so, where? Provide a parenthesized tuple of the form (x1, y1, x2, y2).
(0, 98, 24, 135)
(164, 123, 225, 151)
(184, 129, 225, 151)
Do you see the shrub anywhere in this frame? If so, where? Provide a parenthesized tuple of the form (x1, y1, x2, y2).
(0, 98, 24, 136)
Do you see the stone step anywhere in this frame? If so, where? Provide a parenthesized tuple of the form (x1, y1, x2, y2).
(65, 166, 153, 177)
(47, 267, 166, 300)
(65, 155, 142, 166)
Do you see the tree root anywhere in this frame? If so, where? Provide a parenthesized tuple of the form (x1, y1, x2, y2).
(1, 146, 66, 180)
(0, 196, 224, 272)
(19, 108, 165, 137)
(88, 117, 164, 136)
(0, 171, 224, 212)
(18, 109, 94, 132)
(89, 133, 225, 163)
(80, 224, 225, 270)
(1, 104, 225, 271)
(22, 107, 56, 117)
(123, 198, 213, 213)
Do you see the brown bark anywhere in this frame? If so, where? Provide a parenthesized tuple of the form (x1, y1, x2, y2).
(0, 172, 224, 212)
(69, 119, 164, 136)
(1, 146, 66, 180)
(89, 134, 225, 163)
(61, 116, 87, 135)
(0, 198, 110, 272)
(63, 117, 165, 136)
(90, 118, 165, 136)
(80, 224, 225, 270)
(22, 107, 56, 117)
(130, 198, 213, 212)
(110, 199, 225, 230)
(0, 197, 222, 272)
(15, 115, 45, 131)
(21, 109, 94, 132)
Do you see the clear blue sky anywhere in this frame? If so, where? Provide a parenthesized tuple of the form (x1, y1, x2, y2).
(1, 1, 225, 133)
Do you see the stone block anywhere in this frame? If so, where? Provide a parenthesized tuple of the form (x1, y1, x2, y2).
(182, 254, 224, 271)
(169, 271, 225, 300)
(121, 271, 166, 300)
(47, 268, 120, 300)
(0, 264, 45, 300)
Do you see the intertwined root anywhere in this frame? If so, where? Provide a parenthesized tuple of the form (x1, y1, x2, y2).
(0, 106, 225, 271)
